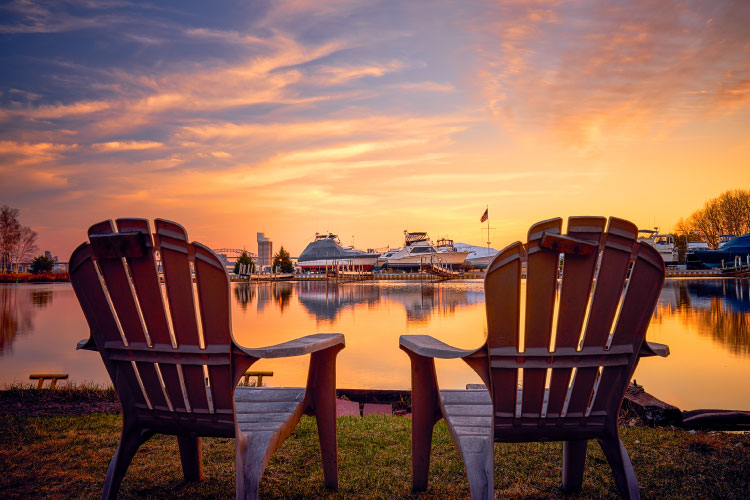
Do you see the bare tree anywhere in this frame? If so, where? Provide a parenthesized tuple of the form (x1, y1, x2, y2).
(10, 226, 38, 272)
(718, 190, 750, 236)
(0, 206, 21, 273)
(0, 206, 39, 272)
(685, 189, 750, 249)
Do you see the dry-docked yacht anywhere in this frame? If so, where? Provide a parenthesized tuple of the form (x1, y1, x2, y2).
(637, 229, 677, 264)
(377, 231, 469, 271)
(297, 233, 380, 272)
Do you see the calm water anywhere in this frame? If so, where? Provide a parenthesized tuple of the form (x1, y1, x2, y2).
(1, 279, 749, 411)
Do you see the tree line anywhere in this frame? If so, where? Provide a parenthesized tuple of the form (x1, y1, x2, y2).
(233, 246, 294, 275)
(0, 205, 38, 273)
(675, 189, 750, 249)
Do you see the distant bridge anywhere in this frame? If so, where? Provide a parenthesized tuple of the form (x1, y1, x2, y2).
(213, 248, 256, 258)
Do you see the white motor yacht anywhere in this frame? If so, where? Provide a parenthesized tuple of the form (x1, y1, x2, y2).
(378, 231, 469, 270)
(637, 229, 677, 263)
(297, 233, 379, 272)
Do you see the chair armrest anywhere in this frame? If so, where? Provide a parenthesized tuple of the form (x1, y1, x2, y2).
(234, 333, 344, 359)
(639, 341, 669, 357)
(77, 336, 97, 351)
(399, 334, 478, 359)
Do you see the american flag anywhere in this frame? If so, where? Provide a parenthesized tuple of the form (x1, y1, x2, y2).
(480, 208, 488, 223)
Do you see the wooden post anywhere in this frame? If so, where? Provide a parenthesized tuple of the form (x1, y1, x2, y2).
(241, 370, 274, 387)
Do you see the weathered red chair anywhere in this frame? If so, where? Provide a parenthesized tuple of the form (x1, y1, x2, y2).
(70, 218, 344, 499)
(400, 216, 668, 499)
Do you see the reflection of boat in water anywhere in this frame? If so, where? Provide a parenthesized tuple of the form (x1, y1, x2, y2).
(686, 234, 750, 269)
(638, 229, 677, 263)
(295, 281, 381, 320)
(378, 232, 469, 271)
(297, 233, 380, 273)
(293, 281, 483, 322)
(378, 283, 484, 322)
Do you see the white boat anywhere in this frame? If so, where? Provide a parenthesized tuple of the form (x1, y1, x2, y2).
(297, 233, 379, 272)
(451, 242, 499, 269)
(378, 231, 469, 270)
(637, 229, 677, 263)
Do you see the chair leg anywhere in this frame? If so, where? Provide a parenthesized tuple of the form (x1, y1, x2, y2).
(178, 436, 204, 482)
(459, 435, 494, 500)
(101, 418, 152, 500)
(597, 433, 641, 500)
(235, 430, 277, 500)
(405, 352, 440, 492)
(562, 439, 587, 493)
(308, 345, 344, 490)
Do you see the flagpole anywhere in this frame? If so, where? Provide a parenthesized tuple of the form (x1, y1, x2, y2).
(486, 205, 490, 253)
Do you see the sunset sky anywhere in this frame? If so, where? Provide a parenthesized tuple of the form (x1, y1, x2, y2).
(1, 0, 749, 259)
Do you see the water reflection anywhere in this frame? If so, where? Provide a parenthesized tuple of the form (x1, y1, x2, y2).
(296, 282, 381, 321)
(1, 285, 53, 355)
(234, 284, 255, 311)
(232, 281, 484, 322)
(288, 281, 484, 322)
(657, 279, 750, 357)
(275, 284, 293, 312)
(31, 290, 53, 307)
(378, 283, 484, 323)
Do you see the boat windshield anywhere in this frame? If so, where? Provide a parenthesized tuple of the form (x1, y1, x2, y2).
(654, 235, 673, 244)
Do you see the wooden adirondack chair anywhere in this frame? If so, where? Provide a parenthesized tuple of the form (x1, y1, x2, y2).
(400, 216, 669, 499)
(69, 218, 344, 500)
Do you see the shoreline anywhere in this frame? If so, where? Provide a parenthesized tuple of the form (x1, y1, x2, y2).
(3, 385, 748, 431)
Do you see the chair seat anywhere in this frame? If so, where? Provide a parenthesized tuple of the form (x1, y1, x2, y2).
(234, 387, 306, 434)
(439, 389, 493, 438)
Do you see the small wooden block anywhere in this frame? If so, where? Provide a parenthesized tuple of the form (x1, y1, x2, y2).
(363, 403, 392, 416)
(336, 399, 360, 417)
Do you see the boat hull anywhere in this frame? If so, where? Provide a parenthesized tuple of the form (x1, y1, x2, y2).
(383, 251, 469, 270)
(687, 250, 750, 268)
(298, 256, 379, 272)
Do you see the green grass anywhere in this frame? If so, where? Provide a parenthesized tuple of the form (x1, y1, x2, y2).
(1, 413, 748, 499)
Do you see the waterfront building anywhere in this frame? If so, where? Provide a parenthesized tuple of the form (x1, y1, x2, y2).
(257, 232, 272, 268)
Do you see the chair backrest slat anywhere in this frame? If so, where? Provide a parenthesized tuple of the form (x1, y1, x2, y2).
(193, 242, 234, 412)
(484, 242, 523, 418)
(153, 220, 210, 413)
(522, 218, 562, 416)
(115, 218, 173, 346)
(154, 220, 200, 346)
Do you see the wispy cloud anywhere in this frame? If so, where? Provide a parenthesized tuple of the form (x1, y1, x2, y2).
(469, 0, 750, 151)
(92, 140, 164, 151)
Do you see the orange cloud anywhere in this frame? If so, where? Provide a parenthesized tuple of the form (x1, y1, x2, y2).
(92, 141, 164, 151)
(468, 0, 750, 151)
